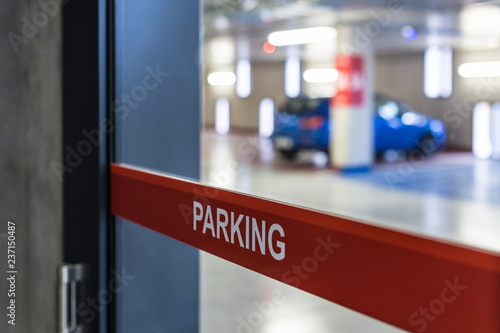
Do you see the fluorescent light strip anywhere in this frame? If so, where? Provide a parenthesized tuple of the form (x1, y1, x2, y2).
(458, 61, 500, 78)
(236, 60, 252, 98)
(440, 47, 453, 98)
(303, 68, 338, 83)
(285, 56, 301, 98)
(424, 47, 440, 98)
(215, 98, 230, 135)
(491, 103, 500, 160)
(424, 46, 452, 98)
(268, 27, 337, 46)
(207, 72, 236, 86)
(259, 98, 274, 138)
(472, 102, 492, 159)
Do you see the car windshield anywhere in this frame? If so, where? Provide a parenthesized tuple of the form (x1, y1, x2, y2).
(375, 95, 407, 119)
(278, 98, 322, 114)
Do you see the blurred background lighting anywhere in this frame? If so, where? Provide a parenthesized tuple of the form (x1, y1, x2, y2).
(401, 112, 420, 125)
(303, 68, 338, 83)
(259, 98, 275, 138)
(208, 72, 236, 86)
(401, 26, 418, 40)
(424, 46, 452, 98)
(215, 98, 230, 135)
(472, 102, 492, 159)
(268, 27, 337, 46)
(430, 119, 444, 132)
(458, 61, 500, 78)
(285, 56, 301, 98)
(236, 60, 252, 98)
(492, 103, 500, 160)
(263, 41, 276, 54)
(460, 5, 500, 37)
(378, 101, 399, 120)
(214, 16, 230, 30)
(313, 152, 329, 167)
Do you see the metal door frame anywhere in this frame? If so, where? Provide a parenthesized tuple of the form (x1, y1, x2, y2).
(62, 0, 115, 332)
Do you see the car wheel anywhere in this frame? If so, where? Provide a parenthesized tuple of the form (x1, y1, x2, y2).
(279, 149, 298, 160)
(418, 133, 438, 156)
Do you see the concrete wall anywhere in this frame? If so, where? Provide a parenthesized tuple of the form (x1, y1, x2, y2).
(204, 49, 500, 150)
(0, 1, 62, 332)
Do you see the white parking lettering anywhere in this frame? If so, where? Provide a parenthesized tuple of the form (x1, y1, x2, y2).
(202, 205, 215, 237)
(216, 208, 229, 241)
(193, 201, 286, 261)
(230, 212, 245, 247)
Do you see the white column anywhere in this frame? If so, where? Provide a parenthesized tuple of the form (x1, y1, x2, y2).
(330, 25, 374, 171)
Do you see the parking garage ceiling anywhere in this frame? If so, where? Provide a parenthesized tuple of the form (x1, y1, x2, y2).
(205, 0, 490, 14)
(204, 0, 500, 62)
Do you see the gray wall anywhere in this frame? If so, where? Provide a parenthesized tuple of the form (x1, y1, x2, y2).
(0, 1, 62, 332)
(204, 49, 500, 150)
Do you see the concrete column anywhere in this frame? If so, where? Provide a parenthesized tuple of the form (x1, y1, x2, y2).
(0, 1, 63, 332)
(330, 25, 374, 171)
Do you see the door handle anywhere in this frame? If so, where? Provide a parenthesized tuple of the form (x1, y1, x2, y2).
(58, 264, 89, 333)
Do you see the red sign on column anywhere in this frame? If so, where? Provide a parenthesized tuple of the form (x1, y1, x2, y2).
(334, 55, 365, 107)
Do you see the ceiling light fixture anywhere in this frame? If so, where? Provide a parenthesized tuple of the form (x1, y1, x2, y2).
(303, 68, 338, 83)
(268, 27, 337, 46)
(458, 61, 500, 78)
(207, 72, 236, 86)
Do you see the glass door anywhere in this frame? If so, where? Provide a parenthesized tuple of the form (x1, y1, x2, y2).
(109, 1, 500, 333)
(113, 0, 201, 331)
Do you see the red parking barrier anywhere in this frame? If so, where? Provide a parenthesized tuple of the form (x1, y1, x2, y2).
(111, 163, 500, 333)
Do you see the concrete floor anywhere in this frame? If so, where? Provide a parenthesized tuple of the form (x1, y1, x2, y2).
(200, 130, 500, 333)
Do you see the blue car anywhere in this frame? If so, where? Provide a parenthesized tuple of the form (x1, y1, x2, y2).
(272, 94, 447, 160)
